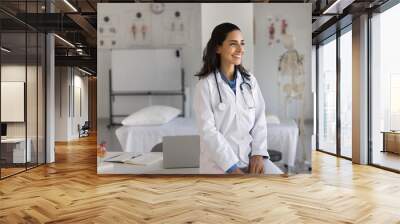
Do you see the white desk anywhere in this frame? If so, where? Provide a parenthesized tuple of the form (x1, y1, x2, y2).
(97, 152, 199, 174)
(1, 138, 31, 163)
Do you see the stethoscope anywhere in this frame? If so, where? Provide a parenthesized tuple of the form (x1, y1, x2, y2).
(214, 71, 255, 111)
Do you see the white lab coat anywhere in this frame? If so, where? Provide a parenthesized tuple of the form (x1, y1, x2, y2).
(193, 70, 283, 174)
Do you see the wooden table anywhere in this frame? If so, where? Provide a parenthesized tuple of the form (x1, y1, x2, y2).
(381, 131, 400, 154)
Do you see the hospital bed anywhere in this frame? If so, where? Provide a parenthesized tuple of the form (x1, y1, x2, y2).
(115, 117, 299, 167)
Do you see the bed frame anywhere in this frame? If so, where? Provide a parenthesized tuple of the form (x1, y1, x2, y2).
(108, 68, 186, 127)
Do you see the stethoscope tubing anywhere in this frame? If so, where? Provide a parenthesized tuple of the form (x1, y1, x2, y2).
(213, 71, 253, 107)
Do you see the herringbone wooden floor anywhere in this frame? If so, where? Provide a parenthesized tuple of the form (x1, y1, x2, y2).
(1, 135, 400, 224)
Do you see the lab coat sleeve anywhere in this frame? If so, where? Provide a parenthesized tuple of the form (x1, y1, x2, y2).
(193, 80, 240, 172)
(250, 78, 270, 158)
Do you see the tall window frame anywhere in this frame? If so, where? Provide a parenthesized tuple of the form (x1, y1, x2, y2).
(316, 24, 353, 160)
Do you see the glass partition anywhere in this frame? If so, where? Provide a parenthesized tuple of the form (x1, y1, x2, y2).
(38, 32, 45, 165)
(1, 30, 28, 177)
(339, 28, 352, 158)
(27, 30, 38, 169)
(370, 4, 400, 171)
(317, 36, 337, 154)
(0, 1, 46, 179)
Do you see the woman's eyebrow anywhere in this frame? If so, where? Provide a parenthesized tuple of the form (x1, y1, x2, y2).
(227, 40, 245, 42)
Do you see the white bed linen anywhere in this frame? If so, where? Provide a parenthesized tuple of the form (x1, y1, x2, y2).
(115, 117, 198, 154)
(116, 117, 298, 167)
(267, 120, 299, 167)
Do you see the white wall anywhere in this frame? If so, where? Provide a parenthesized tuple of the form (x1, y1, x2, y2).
(55, 67, 89, 141)
(254, 3, 312, 120)
(1, 65, 38, 137)
(97, 3, 312, 123)
(201, 3, 254, 72)
(72, 73, 89, 138)
(254, 4, 312, 167)
(55, 67, 69, 141)
(1, 64, 46, 163)
(97, 3, 202, 120)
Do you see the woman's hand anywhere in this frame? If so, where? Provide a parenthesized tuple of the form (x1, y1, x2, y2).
(230, 167, 245, 174)
(249, 155, 265, 174)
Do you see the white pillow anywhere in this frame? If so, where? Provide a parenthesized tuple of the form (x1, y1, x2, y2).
(121, 105, 181, 126)
(266, 114, 280, 124)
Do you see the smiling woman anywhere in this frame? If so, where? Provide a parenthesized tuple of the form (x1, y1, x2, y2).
(193, 23, 283, 175)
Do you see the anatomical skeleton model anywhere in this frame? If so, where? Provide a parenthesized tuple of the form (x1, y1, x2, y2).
(277, 33, 309, 171)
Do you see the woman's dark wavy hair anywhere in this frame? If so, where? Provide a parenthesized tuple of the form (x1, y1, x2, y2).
(195, 22, 250, 80)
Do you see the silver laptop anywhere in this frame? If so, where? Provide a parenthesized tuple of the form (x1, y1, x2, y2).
(163, 135, 200, 169)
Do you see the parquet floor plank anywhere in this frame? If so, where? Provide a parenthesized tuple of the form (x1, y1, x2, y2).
(0, 135, 399, 223)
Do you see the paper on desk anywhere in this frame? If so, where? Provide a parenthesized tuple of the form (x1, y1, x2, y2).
(104, 152, 140, 163)
(124, 153, 162, 166)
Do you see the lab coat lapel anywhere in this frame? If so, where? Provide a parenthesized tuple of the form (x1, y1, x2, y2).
(216, 71, 235, 100)
(235, 70, 241, 105)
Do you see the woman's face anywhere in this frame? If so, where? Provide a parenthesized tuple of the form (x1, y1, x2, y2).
(216, 30, 245, 66)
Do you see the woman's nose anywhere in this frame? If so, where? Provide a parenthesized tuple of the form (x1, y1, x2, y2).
(236, 45, 244, 53)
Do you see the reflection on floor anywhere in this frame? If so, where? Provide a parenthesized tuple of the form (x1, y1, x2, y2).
(0, 162, 44, 178)
(0, 167, 25, 178)
(373, 150, 400, 171)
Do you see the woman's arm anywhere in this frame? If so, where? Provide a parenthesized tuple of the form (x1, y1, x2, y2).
(193, 80, 239, 172)
(249, 78, 270, 159)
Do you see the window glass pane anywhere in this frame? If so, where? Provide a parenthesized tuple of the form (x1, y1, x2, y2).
(340, 29, 352, 158)
(318, 37, 337, 154)
(38, 32, 45, 165)
(27, 31, 38, 169)
(371, 3, 400, 171)
(1, 30, 28, 177)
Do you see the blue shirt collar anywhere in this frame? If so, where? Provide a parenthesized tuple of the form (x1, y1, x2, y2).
(219, 67, 237, 94)
(219, 67, 237, 85)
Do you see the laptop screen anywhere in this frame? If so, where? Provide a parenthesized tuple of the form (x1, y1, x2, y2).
(1, 123, 7, 137)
